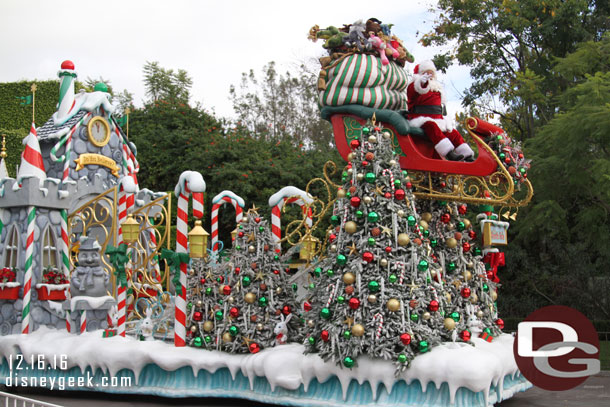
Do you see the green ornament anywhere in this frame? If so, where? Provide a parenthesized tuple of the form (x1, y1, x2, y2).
(314, 267, 322, 277)
(331, 215, 340, 225)
(236, 245, 241, 250)
(204, 335, 212, 344)
(259, 226, 264, 232)
(309, 283, 315, 290)
(483, 283, 489, 292)
(193, 337, 203, 347)
(346, 191, 352, 198)
(496, 135, 503, 141)
(520, 167, 526, 174)
(417, 260, 429, 271)
(365, 172, 376, 183)
(320, 307, 331, 319)
(457, 222, 465, 231)
(447, 262, 456, 272)
(259, 297, 268, 307)
(410, 313, 419, 322)
(474, 247, 482, 256)
(363, 127, 370, 135)
(439, 201, 447, 206)
(216, 276, 223, 283)
(242, 276, 251, 287)
(343, 356, 355, 368)
(419, 340, 429, 353)
(356, 210, 364, 218)
(239, 224, 243, 229)
(397, 353, 407, 363)
(336, 254, 347, 265)
(337, 296, 345, 304)
(342, 177, 347, 183)
(215, 310, 223, 320)
(368, 280, 380, 292)
(423, 229, 430, 238)
(292, 283, 298, 292)
(394, 179, 401, 187)
(367, 212, 379, 223)
(274, 255, 280, 261)
(484, 327, 492, 335)
(326, 269, 335, 277)
(389, 274, 398, 283)
(407, 215, 416, 226)
(205, 287, 212, 295)
(187, 302, 193, 310)
(343, 330, 351, 339)
(229, 326, 239, 336)
(218, 299, 223, 305)
(450, 311, 461, 322)
(430, 239, 438, 248)
(342, 171, 348, 178)
(308, 336, 316, 345)
(402, 170, 408, 177)
(368, 237, 376, 246)
(499, 153, 505, 160)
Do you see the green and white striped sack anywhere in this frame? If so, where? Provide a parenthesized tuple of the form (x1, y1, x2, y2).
(319, 54, 408, 110)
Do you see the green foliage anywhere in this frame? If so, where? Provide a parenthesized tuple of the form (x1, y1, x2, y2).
(0, 80, 59, 130)
(0, 128, 27, 178)
(143, 61, 192, 104)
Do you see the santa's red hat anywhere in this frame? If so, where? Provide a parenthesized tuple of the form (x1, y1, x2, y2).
(414, 60, 436, 75)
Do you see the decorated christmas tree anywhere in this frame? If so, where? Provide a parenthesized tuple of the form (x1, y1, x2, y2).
(186, 209, 301, 353)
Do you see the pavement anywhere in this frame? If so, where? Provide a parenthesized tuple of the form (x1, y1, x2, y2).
(3, 372, 610, 407)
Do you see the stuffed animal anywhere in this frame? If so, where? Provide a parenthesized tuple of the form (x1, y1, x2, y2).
(368, 32, 390, 65)
(316, 26, 348, 49)
(274, 313, 293, 345)
(343, 20, 368, 51)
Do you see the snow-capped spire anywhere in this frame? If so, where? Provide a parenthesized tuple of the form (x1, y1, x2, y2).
(57, 60, 77, 119)
(16, 123, 46, 182)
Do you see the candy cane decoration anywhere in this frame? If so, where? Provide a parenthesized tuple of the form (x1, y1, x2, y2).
(174, 171, 206, 347)
(325, 283, 338, 308)
(80, 310, 87, 334)
(268, 186, 314, 253)
(373, 313, 384, 340)
(21, 206, 36, 334)
(211, 191, 245, 254)
(396, 261, 406, 285)
(49, 113, 91, 182)
(382, 169, 395, 193)
(116, 285, 126, 337)
(65, 310, 71, 333)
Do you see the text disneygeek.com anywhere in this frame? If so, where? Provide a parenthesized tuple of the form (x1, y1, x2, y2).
(4, 354, 132, 390)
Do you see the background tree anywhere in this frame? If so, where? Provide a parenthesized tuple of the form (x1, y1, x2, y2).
(143, 61, 193, 104)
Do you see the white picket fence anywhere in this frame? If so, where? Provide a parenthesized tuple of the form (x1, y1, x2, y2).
(0, 391, 63, 407)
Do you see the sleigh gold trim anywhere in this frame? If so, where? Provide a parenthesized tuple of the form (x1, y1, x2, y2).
(322, 105, 533, 208)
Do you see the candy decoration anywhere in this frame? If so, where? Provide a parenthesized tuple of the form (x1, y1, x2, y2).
(59, 209, 69, 277)
(80, 310, 87, 334)
(21, 206, 35, 334)
(174, 171, 206, 347)
(269, 186, 314, 253)
(373, 313, 384, 339)
(116, 284, 127, 337)
(211, 190, 245, 254)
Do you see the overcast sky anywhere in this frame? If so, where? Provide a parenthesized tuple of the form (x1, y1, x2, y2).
(0, 0, 472, 120)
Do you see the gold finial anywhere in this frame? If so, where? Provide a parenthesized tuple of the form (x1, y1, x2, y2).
(124, 107, 131, 115)
(371, 112, 377, 126)
(1, 134, 7, 159)
(31, 83, 37, 93)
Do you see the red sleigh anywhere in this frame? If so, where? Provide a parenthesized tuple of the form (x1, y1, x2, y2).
(322, 105, 533, 207)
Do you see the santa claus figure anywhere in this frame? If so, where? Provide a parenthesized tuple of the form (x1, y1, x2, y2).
(406, 60, 474, 161)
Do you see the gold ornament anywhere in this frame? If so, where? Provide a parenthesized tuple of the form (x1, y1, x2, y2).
(422, 212, 432, 222)
(423, 311, 431, 320)
(330, 244, 337, 252)
(467, 261, 474, 269)
(363, 196, 372, 205)
(222, 332, 233, 343)
(444, 318, 456, 330)
(380, 258, 388, 267)
(397, 209, 405, 217)
(190, 325, 197, 332)
(383, 131, 391, 139)
(203, 321, 214, 332)
(248, 245, 256, 253)
(397, 233, 410, 246)
(189, 269, 195, 276)
(368, 294, 377, 304)
(345, 221, 357, 234)
(342, 272, 356, 285)
(469, 293, 479, 304)
(447, 223, 455, 230)
(196, 300, 203, 307)
(446, 237, 458, 248)
(244, 293, 256, 304)
(276, 287, 282, 295)
(228, 297, 234, 304)
(463, 270, 472, 281)
(368, 135, 377, 143)
(347, 168, 353, 175)
(491, 290, 498, 301)
(430, 269, 437, 278)
(477, 310, 484, 319)
(389, 159, 397, 166)
(347, 152, 355, 161)
(352, 323, 365, 337)
(419, 220, 429, 230)
(387, 298, 400, 312)
(357, 173, 364, 181)
(445, 292, 452, 303)
(463, 219, 471, 229)
(337, 188, 346, 198)
(307, 319, 315, 328)
(256, 323, 264, 330)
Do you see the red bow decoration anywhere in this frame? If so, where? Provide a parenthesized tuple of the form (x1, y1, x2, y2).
(483, 252, 505, 283)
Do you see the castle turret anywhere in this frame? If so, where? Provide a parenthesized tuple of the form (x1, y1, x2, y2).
(57, 60, 77, 118)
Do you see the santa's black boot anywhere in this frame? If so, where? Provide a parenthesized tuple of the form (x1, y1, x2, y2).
(446, 150, 464, 161)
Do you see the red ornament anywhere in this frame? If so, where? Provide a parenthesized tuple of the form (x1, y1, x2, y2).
(460, 287, 471, 298)
(374, 126, 380, 132)
(395, 189, 405, 200)
(406, 182, 413, 189)
(61, 60, 75, 70)
(362, 251, 374, 263)
(371, 227, 381, 237)
(234, 267, 241, 275)
(409, 299, 418, 309)
(217, 276, 224, 284)
(192, 311, 203, 321)
(349, 185, 357, 193)
(441, 213, 451, 224)
(365, 152, 375, 161)
(282, 305, 292, 315)
(361, 160, 369, 167)
(222, 285, 232, 295)
(384, 192, 392, 199)
(460, 330, 471, 341)
(260, 283, 267, 291)
(250, 315, 257, 323)
(273, 269, 280, 275)
(385, 246, 392, 253)
(428, 300, 439, 312)
(321, 330, 330, 342)
(440, 181, 447, 188)
(255, 217, 261, 223)
(458, 204, 468, 215)
(350, 197, 361, 207)
(400, 333, 412, 345)
(229, 307, 239, 318)
(285, 267, 291, 274)
(348, 297, 360, 310)
(200, 278, 206, 285)
(238, 231, 244, 238)
(496, 318, 505, 330)
(345, 285, 354, 295)
(468, 230, 477, 240)
(249, 343, 261, 353)
(329, 233, 337, 243)
(462, 242, 471, 252)
(303, 301, 312, 312)
(350, 140, 361, 150)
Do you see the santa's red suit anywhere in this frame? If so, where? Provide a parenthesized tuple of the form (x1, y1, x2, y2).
(406, 60, 474, 161)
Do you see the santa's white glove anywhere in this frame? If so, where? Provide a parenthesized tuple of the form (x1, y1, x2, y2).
(421, 72, 432, 81)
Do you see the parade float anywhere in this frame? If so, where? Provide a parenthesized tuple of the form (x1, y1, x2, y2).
(0, 18, 533, 407)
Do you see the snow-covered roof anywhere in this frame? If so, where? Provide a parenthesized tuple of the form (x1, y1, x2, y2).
(37, 110, 87, 141)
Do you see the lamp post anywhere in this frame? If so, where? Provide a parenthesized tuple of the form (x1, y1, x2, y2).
(299, 232, 320, 261)
(122, 214, 140, 244)
(188, 220, 210, 258)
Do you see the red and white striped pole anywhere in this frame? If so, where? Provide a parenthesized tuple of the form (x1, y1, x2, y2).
(269, 187, 314, 253)
(80, 310, 87, 334)
(210, 191, 245, 255)
(21, 205, 36, 334)
(174, 171, 205, 347)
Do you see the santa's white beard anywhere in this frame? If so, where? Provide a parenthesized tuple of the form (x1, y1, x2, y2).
(427, 77, 443, 93)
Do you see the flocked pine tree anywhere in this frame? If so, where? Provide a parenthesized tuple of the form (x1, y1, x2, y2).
(187, 209, 301, 353)
(303, 122, 453, 372)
